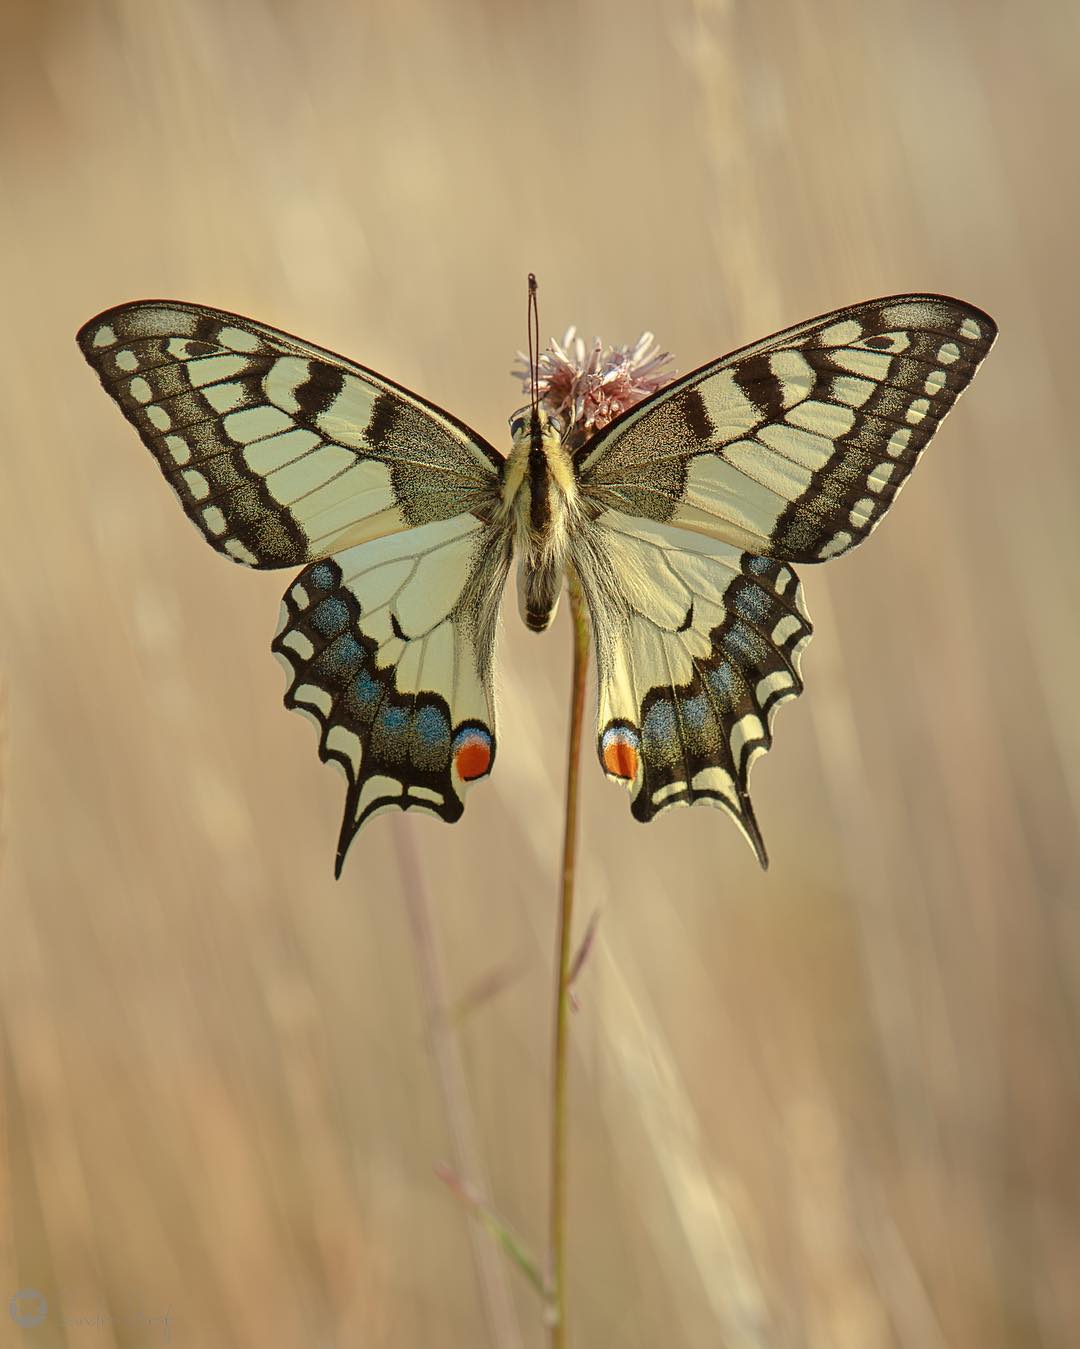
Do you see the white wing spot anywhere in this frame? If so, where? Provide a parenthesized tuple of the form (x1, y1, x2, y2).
(203, 381, 247, 414)
(165, 435, 191, 464)
(295, 683, 333, 717)
(924, 369, 947, 396)
(937, 341, 961, 365)
(218, 325, 262, 353)
(202, 506, 227, 535)
(325, 725, 362, 769)
(819, 319, 863, 346)
(183, 469, 210, 500)
(829, 347, 892, 380)
(263, 357, 312, 414)
(849, 497, 875, 527)
(960, 317, 981, 340)
(92, 325, 116, 348)
(691, 766, 736, 797)
(906, 398, 930, 425)
(772, 614, 803, 645)
(887, 428, 911, 457)
(357, 776, 405, 819)
(280, 630, 315, 661)
(224, 538, 259, 565)
(767, 349, 815, 408)
(147, 405, 171, 431)
(115, 350, 138, 372)
(129, 377, 152, 404)
(187, 354, 251, 388)
(868, 461, 895, 492)
(290, 583, 310, 609)
(818, 530, 852, 559)
(831, 375, 875, 408)
(756, 671, 792, 705)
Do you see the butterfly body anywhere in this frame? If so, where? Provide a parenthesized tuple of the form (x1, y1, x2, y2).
(78, 293, 995, 874)
(501, 409, 579, 632)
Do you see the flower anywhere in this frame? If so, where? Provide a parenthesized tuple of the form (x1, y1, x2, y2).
(513, 327, 676, 445)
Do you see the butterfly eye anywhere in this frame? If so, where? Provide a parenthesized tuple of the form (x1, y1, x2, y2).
(509, 413, 526, 438)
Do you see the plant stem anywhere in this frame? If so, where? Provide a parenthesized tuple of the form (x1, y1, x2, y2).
(549, 568, 590, 1346)
(394, 821, 524, 1349)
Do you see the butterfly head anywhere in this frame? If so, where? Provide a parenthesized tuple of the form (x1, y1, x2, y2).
(508, 403, 561, 444)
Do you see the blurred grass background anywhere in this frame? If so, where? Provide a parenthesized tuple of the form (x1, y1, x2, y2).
(1, 2, 1078, 1345)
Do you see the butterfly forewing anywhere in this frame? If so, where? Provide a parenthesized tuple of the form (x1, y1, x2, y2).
(571, 512, 812, 866)
(575, 295, 996, 562)
(77, 301, 503, 568)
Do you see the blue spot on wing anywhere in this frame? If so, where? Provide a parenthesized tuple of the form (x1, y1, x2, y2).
(642, 701, 679, 765)
(733, 584, 773, 624)
(353, 669, 381, 707)
(312, 596, 349, 637)
(379, 704, 408, 733)
(414, 704, 450, 749)
(680, 693, 709, 731)
(309, 562, 336, 591)
(327, 632, 363, 669)
(722, 620, 769, 664)
(707, 663, 738, 703)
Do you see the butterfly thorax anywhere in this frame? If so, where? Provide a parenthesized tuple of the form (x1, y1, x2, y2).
(500, 410, 579, 632)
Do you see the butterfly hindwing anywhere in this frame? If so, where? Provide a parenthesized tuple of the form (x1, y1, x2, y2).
(575, 295, 996, 561)
(571, 512, 812, 866)
(272, 514, 512, 874)
(77, 301, 503, 568)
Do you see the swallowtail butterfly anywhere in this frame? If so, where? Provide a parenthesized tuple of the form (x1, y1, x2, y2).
(78, 293, 995, 874)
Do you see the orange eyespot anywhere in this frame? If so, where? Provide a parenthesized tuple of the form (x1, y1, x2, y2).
(453, 731, 493, 781)
(601, 728, 639, 780)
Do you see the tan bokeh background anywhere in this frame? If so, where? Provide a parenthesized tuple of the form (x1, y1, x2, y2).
(2, 3, 1078, 1346)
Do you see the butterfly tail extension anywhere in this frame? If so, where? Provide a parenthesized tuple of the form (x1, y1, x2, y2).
(573, 516, 813, 869)
(271, 518, 511, 876)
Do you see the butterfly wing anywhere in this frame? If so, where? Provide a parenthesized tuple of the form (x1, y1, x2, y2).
(77, 301, 504, 566)
(79, 301, 511, 870)
(274, 514, 512, 875)
(575, 295, 996, 561)
(571, 511, 812, 867)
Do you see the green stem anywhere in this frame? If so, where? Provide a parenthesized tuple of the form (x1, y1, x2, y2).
(549, 568, 590, 1346)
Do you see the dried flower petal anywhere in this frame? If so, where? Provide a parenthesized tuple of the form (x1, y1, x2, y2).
(513, 325, 676, 444)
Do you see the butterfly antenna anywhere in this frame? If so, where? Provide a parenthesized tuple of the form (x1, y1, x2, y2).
(527, 272, 541, 446)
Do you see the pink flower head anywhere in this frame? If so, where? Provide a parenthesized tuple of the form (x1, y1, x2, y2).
(513, 327, 676, 446)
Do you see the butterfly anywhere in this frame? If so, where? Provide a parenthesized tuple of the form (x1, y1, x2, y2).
(78, 293, 995, 875)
